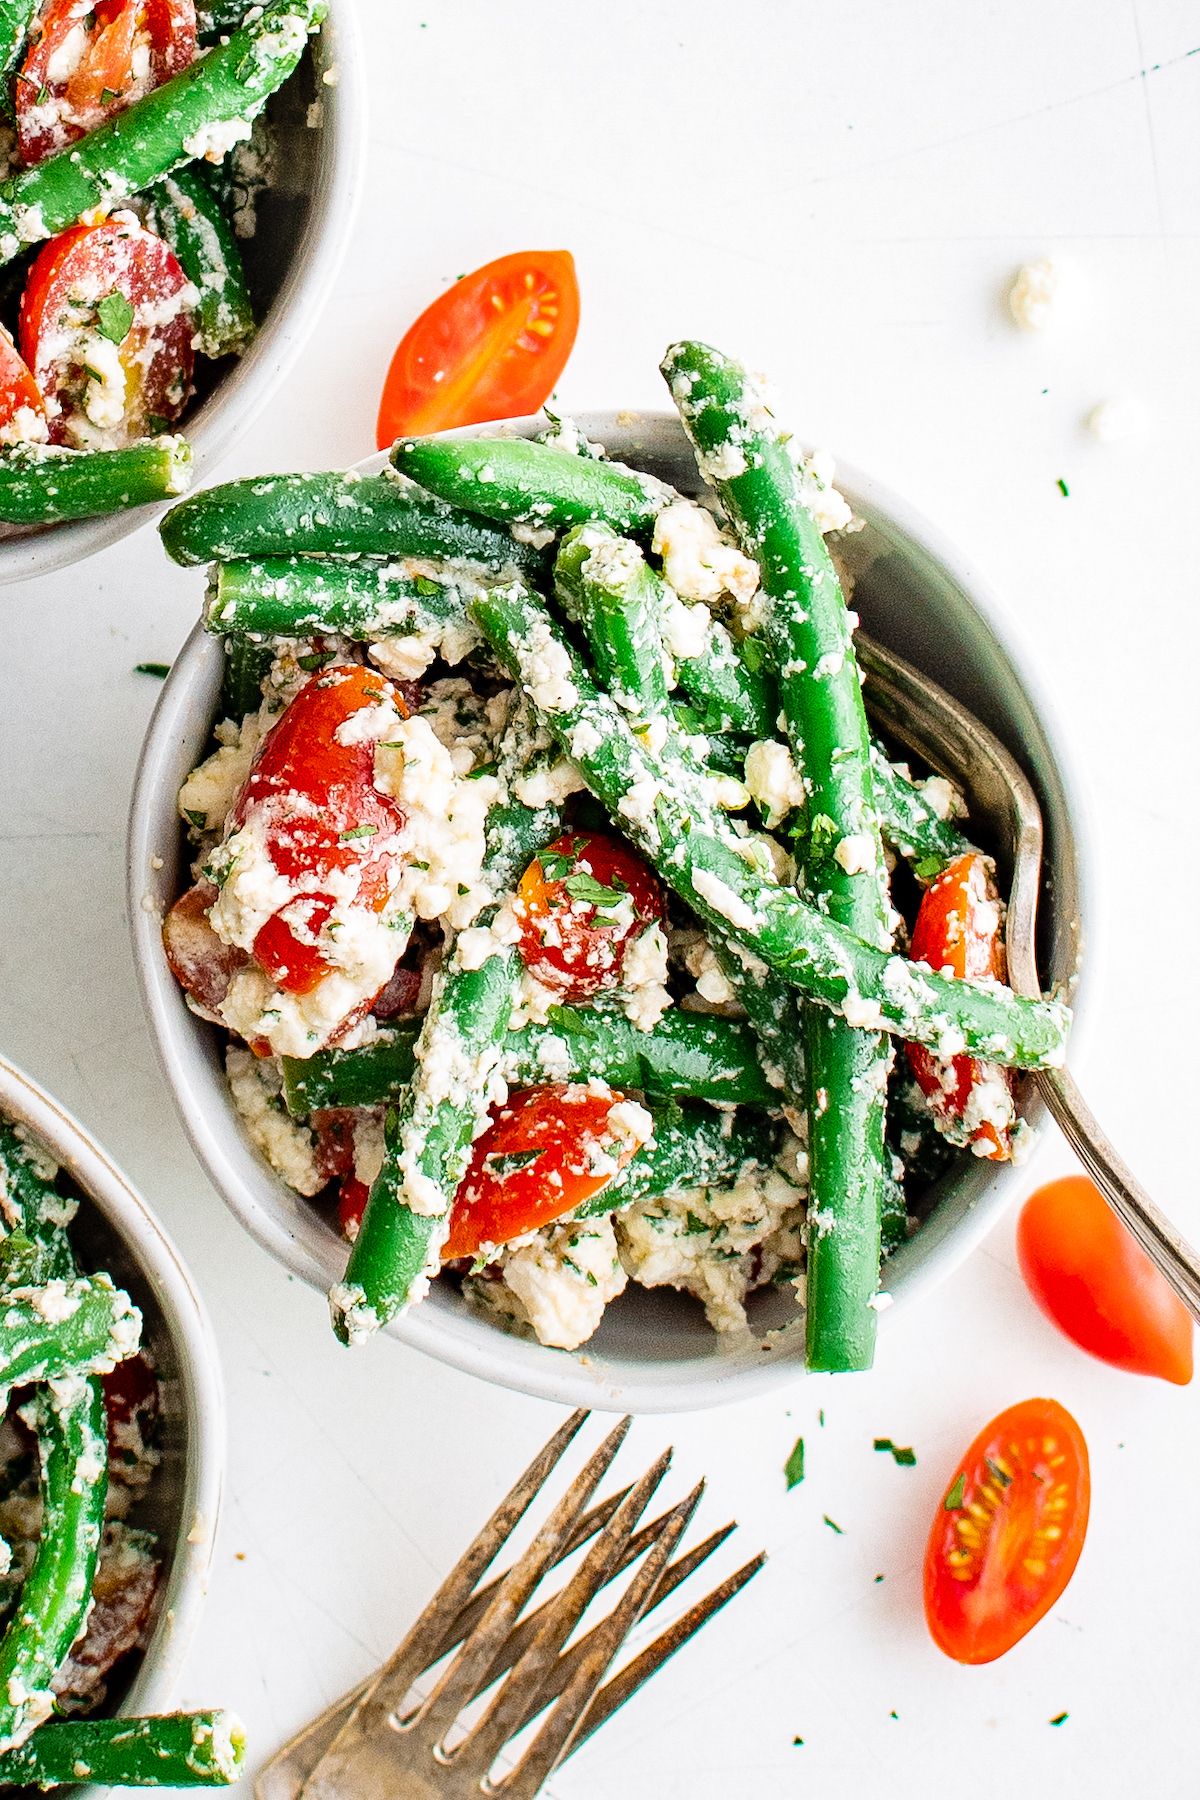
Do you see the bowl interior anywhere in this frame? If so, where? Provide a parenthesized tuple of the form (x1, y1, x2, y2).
(0, 0, 364, 585)
(0, 1057, 222, 1760)
(129, 413, 1085, 1412)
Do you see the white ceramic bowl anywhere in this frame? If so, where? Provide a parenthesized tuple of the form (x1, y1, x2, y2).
(0, 1053, 224, 1769)
(128, 413, 1089, 1412)
(0, 0, 366, 585)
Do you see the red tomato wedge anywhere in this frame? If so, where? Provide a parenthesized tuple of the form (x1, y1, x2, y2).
(925, 1397, 1089, 1664)
(376, 250, 580, 448)
(0, 322, 47, 441)
(514, 832, 664, 1002)
(228, 664, 409, 996)
(444, 1084, 641, 1260)
(16, 0, 196, 166)
(1017, 1174, 1193, 1384)
(20, 216, 194, 448)
(907, 852, 1015, 1159)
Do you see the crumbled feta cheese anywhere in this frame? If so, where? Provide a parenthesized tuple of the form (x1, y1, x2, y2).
(1085, 398, 1148, 443)
(793, 446, 854, 534)
(183, 116, 254, 163)
(743, 739, 806, 829)
(651, 501, 760, 607)
(225, 1048, 323, 1195)
(834, 832, 877, 876)
(692, 868, 759, 932)
(480, 1215, 627, 1349)
(1009, 260, 1061, 331)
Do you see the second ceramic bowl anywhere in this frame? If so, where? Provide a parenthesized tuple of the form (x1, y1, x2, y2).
(128, 412, 1088, 1411)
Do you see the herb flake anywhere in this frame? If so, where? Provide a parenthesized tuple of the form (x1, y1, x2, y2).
(874, 1438, 916, 1466)
(339, 824, 378, 842)
(96, 290, 135, 345)
(944, 1473, 966, 1510)
(985, 1456, 1012, 1489)
(1049, 1712, 1068, 1727)
(1056, 477, 1070, 497)
(823, 1515, 843, 1534)
(135, 661, 170, 678)
(783, 1437, 804, 1490)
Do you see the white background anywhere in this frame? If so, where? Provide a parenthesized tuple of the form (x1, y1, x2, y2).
(2, 1, 1200, 1793)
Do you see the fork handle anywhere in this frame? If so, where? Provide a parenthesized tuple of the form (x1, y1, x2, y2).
(1033, 1067, 1200, 1323)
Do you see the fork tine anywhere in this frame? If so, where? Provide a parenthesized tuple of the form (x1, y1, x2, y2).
(432, 1485, 634, 1667)
(564, 1549, 768, 1758)
(494, 1493, 696, 1800)
(505, 1509, 735, 1733)
(474, 1487, 686, 1693)
(447, 1449, 676, 1782)
(297, 1408, 589, 1800)
(412, 1415, 632, 1743)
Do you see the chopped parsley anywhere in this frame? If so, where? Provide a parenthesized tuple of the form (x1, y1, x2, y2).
(873, 1438, 916, 1466)
(792, 1736, 804, 1746)
(338, 824, 378, 841)
(466, 761, 498, 779)
(546, 1004, 595, 1035)
(1056, 477, 1069, 497)
(484, 1149, 541, 1180)
(297, 650, 334, 672)
(100, 85, 122, 102)
(783, 1438, 804, 1490)
(740, 634, 768, 674)
(913, 855, 942, 882)
(96, 291, 135, 345)
(537, 844, 579, 881)
(563, 871, 627, 911)
(823, 1515, 843, 1534)
(1049, 1712, 1068, 1727)
(944, 1473, 966, 1510)
(134, 661, 170, 678)
(184, 808, 207, 830)
(985, 1456, 1012, 1489)
(414, 575, 442, 596)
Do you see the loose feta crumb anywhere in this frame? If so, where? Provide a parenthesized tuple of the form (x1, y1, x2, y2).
(1009, 259, 1061, 332)
(1085, 398, 1148, 443)
(651, 501, 760, 607)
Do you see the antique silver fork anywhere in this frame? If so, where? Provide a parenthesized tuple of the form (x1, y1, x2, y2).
(858, 632, 1200, 1321)
(256, 1411, 764, 1800)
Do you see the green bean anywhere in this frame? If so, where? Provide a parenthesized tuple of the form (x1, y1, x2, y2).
(0, 1709, 246, 1786)
(470, 582, 1070, 1071)
(160, 471, 539, 571)
(661, 340, 890, 1372)
(204, 554, 476, 645)
(330, 942, 524, 1343)
(555, 523, 669, 716)
(0, 1276, 140, 1393)
(0, 1123, 74, 1283)
(0, 0, 325, 265)
(0, 438, 191, 523)
(393, 434, 675, 537)
(672, 616, 779, 739)
(870, 744, 975, 871)
(219, 633, 273, 721)
(146, 166, 255, 359)
(0, 0, 35, 116)
(0, 1377, 107, 1753)
(580, 1102, 783, 1217)
(282, 1008, 778, 1115)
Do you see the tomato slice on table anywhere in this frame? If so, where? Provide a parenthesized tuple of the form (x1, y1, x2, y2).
(925, 1396, 1089, 1664)
(20, 215, 194, 448)
(1017, 1174, 1193, 1384)
(513, 832, 664, 1002)
(16, 0, 196, 166)
(906, 851, 1015, 1159)
(376, 249, 580, 448)
(0, 323, 47, 443)
(227, 664, 408, 998)
(443, 1084, 642, 1261)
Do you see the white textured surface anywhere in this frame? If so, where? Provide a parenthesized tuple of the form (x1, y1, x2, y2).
(1, 2, 1198, 1793)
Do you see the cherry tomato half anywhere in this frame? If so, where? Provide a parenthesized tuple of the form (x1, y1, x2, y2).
(925, 1396, 1090, 1665)
(0, 322, 46, 440)
(20, 216, 194, 447)
(16, 0, 196, 166)
(228, 664, 408, 996)
(907, 852, 1014, 1159)
(513, 832, 663, 1002)
(1017, 1174, 1193, 1384)
(162, 879, 248, 1015)
(376, 249, 580, 448)
(444, 1084, 641, 1260)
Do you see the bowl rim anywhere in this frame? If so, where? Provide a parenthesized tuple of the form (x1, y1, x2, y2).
(0, 0, 368, 587)
(127, 411, 1092, 1412)
(0, 1052, 225, 1775)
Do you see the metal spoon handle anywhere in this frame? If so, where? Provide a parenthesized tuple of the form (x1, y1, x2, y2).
(1033, 1067, 1200, 1324)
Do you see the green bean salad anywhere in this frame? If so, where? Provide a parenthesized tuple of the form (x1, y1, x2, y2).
(0, 1111, 244, 1785)
(161, 343, 1069, 1373)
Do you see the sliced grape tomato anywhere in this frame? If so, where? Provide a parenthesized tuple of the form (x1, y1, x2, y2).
(0, 323, 47, 443)
(925, 1396, 1089, 1665)
(16, 0, 196, 166)
(376, 249, 580, 448)
(1017, 1174, 1193, 1384)
(514, 832, 664, 1001)
(444, 1083, 647, 1261)
(20, 215, 194, 449)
